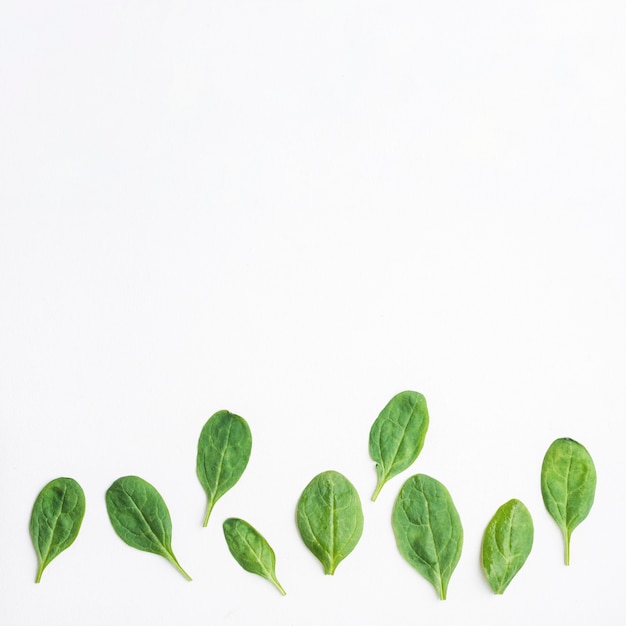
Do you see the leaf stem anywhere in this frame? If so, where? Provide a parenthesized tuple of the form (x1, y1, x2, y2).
(564, 528, 571, 566)
(35, 564, 44, 583)
(271, 575, 287, 596)
(167, 552, 192, 581)
(371, 479, 384, 502)
(202, 499, 215, 527)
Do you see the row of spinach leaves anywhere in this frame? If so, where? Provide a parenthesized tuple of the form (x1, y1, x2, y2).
(29, 391, 596, 597)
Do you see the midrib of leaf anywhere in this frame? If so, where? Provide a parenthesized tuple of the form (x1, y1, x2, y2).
(384, 402, 420, 476)
(118, 485, 192, 580)
(423, 492, 445, 600)
(203, 419, 233, 526)
(373, 405, 416, 500)
(119, 485, 168, 556)
(237, 526, 285, 595)
(36, 483, 68, 581)
(328, 481, 336, 574)
(563, 452, 574, 565)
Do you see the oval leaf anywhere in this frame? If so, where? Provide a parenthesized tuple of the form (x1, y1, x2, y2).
(105, 475, 191, 580)
(197, 410, 252, 527)
(481, 498, 534, 594)
(392, 474, 463, 600)
(541, 437, 596, 565)
(296, 470, 364, 575)
(369, 391, 429, 501)
(223, 517, 286, 595)
(30, 477, 86, 583)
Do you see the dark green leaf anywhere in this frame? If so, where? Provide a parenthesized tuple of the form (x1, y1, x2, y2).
(392, 474, 463, 600)
(481, 499, 533, 594)
(105, 475, 191, 580)
(223, 517, 286, 595)
(296, 470, 364, 575)
(369, 391, 429, 501)
(541, 437, 596, 565)
(30, 477, 85, 583)
(196, 410, 252, 527)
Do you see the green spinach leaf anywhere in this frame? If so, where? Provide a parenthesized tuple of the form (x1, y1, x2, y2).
(481, 498, 533, 594)
(296, 470, 364, 575)
(541, 437, 596, 565)
(369, 390, 429, 501)
(223, 517, 286, 595)
(30, 477, 86, 583)
(197, 410, 252, 527)
(105, 475, 191, 580)
(392, 473, 463, 599)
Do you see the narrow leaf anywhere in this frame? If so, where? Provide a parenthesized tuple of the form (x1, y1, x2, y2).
(392, 474, 463, 600)
(481, 499, 533, 594)
(196, 410, 252, 527)
(105, 475, 191, 580)
(540, 437, 596, 565)
(369, 390, 429, 501)
(30, 477, 86, 583)
(223, 517, 286, 595)
(296, 470, 364, 575)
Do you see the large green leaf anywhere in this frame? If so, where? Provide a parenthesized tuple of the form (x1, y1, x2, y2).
(481, 498, 533, 594)
(197, 410, 252, 527)
(106, 475, 191, 580)
(541, 437, 596, 565)
(369, 391, 429, 501)
(296, 470, 363, 575)
(30, 477, 85, 583)
(392, 474, 463, 599)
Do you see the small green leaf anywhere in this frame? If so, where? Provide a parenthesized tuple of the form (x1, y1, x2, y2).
(196, 410, 252, 527)
(223, 517, 286, 595)
(30, 477, 86, 583)
(296, 470, 364, 575)
(541, 437, 596, 565)
(392, 474, 463, 600)
(369, 391, 429, 501)
(105, 475, 191, 581)
(481, 499, 534, 594)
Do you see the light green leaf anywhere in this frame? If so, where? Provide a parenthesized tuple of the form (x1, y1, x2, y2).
(196, 410, 252, 527)
(481, 499, 533, 594)
(369, 391, 429, 501)
(105, 475, 191, 580)
(296, 470, 364, 575)
(223, 517, 286, 595)
(541, 437, 596, 565)
(30, 477, 86, 583)
(392, 474, 463, 600)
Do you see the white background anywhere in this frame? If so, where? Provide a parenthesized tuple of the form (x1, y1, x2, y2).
(1, 2, 625, 625)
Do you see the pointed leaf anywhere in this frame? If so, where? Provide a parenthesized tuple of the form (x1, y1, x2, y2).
(105, 475, 191, 580)
(481, 499, 533, 594)
(223, 517, 286, 595)
(30, 477, 85, 583)
(296, 470, 364, 575)
(196, 410, 252, 527)
(392, 474, 463, 600)
(369, 391, 429, 500)
(540, 437, 596, 565)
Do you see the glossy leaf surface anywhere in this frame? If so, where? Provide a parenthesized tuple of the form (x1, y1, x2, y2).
(392, 474, 463, 599)
(30, 477, 86, 583)
(481, 499, 533, 594)
(223, 517, 286, 595)
(296, 470, 364, 575)
(541, 437, 596, 565)
(369, 390, 429, 500)
(105, 475, 191, 580)
(197, 410, 252, 527)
